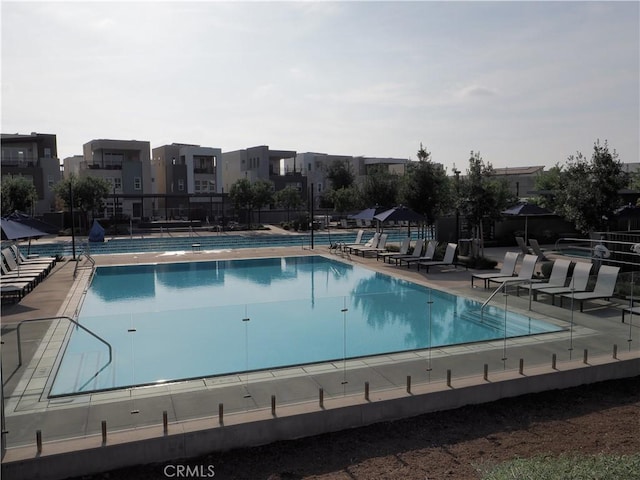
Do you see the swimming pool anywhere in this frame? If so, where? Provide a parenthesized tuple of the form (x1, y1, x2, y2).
(50, 256, 562, 396)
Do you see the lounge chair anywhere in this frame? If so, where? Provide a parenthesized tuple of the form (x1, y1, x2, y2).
(338, 229, 364, 251)
(392, 238, 425, 265)
(1, 250, 48, 281)
(377, 237, 410, 262)
(515, 236, 531, 255)
(399, 240, 436, 268)
(621, 305, 640, 323)
(560, 265, 620, 312)
(471, 251, 519, 288)
(528, 239, 548, 261)
(534, 262, 592, 306)
(9, 245, 55, 272)
(1, 284, 29, 303)
(487, 254, 538, 289)
(349, 232, 380, 254)
(356, 233, 388, 257)
(516, 259, 571, 298)
(417, 243, 458, 272)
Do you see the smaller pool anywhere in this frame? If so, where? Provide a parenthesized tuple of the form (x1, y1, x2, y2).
(50, 256, 562, 396)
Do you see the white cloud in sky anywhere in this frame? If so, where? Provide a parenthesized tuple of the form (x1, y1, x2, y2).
(2, 1, 638, 173)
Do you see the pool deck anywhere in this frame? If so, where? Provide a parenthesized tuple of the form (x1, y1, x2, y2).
(1, 232, 638, 479)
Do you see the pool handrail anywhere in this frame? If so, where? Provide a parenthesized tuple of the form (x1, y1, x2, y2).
(15, 316, 113, 378)
(480, 278, 537, 321)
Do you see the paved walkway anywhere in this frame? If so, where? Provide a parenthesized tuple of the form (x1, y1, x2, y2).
(1, 237, 638, 474)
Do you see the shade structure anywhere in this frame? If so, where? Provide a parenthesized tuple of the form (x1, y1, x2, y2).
(373, 205, 427, 224)
(502, 202, 553, 243)
(4, 211, 59, 235)
(0, 218, 49, 241)
(614, 204, 640, 231)
(349, 206, 388, 220)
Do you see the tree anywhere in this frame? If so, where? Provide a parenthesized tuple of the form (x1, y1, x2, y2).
(400, 143, 451, 231)
(555, 140, 627, 234)
(325, 159, 355, 190)
(228, 178, 255, 228)
(533, 163, 564, 211)
(1, 176, 38, 216)
(361, 165, 400, 208)
(251, 179, 274, 225)
(459, 151, 516, 255)
(274, 186, 304, 222)
(330, 186, 362, 215)
(52, 175, 111, 230)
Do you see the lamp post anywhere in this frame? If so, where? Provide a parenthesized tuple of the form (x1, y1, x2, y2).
(69, 180, 76, 261)
(453, 166, 461, 243)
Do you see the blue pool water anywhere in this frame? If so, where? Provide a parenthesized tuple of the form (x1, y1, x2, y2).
(50, 256, 562, 396)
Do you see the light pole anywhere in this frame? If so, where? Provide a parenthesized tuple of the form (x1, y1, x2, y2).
(453, 166, 461, 243)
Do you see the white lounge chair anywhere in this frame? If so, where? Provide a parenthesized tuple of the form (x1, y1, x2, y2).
(392, 238, 424, 266)
(560, 265, 620, 312)
(356, 233, 389, 257)
(517, 259, 571, 299)
(515, 236, 531, 255)
(377, 237, 410, 263)
(528, 239, 548, 261)
(417, 243, 458, 273)
(487, 254, 538, 289)
(399, 240, 436, 268)
(339, 229, 364, 251)
(534, 262, 592, 306)
(349, 232, 380, 254)
(471, 251, 519, 288)
(9, 245, 55, 272)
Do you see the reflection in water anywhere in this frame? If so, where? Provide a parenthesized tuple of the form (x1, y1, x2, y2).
(90, 265, 156, 301)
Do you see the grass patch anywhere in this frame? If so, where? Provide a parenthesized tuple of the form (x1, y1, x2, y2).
(478, 453, 640, 480)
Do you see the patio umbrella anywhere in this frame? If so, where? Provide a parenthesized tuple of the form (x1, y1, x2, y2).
(614, 204, 640, 231)
(1, 214, 55, 256)
(5, 211, 59, 234)
(349, 206, 388, 221)
(374, 205, 427, 236)
(502, 202, 552, 243)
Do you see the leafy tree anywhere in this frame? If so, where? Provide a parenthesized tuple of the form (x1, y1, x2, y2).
(533, 163, 564, 211)
(400, 143, 451, 230)
(555, 140, 627, 234)
(330, 186, 362, 215)
(274, 186, 304, 222)
(325, 159, 355, 190)
(361, 165, 400, 208)
(251, 179, 274, 225)
(459, 151, 516, 255)
(1, 176, 38, 216)
(52, 175, 111, 230)
(228, 178, 255, 228)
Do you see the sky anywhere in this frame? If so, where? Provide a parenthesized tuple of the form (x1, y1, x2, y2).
(2, 1, 639, 173)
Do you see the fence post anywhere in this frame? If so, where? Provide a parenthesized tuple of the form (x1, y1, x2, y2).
(583, 349, 588, 364)
(101, 420, 107, 445)
(406, 375, 411, 394)
(483, 364, 489, 381)
(552, 353, 557, 370)
(218, 403, 224, 425)
(163, 411, 168, 434)
(319, 388, 324, 408)
(36, 430, 42, 454)
(364, 381, 370, 401)
(271, 395, 276, 416)
(613, 344, 618, 359)
(446, 369, 452, 387)
(519, 358, 524, 375)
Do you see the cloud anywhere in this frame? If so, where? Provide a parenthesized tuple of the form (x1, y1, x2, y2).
(457, 85, 498, 99)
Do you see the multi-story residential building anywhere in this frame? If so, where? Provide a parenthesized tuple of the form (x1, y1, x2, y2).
(151, 143, 222, 220)
(1, 132, 62, 215)
(221, 145, 304, 196)
(81, 139, 152, 220)
(492, 165, 545, 199)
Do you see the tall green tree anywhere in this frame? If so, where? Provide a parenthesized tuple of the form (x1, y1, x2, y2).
(400, 143, 451, 230)
(361, 165, 399, 208)
(228, 178, 255, 228)
(555, 140, 627, 234)
(325, 159, 355, 190)
(330, 186, 362, 215)
(533, 163, 564, 211)
(1, 176, 38, 216)
(274, 186, 304, 222)
(459, 151, 516, 255)
(53, 175, 111, 230)
(251, 179, 274, 225)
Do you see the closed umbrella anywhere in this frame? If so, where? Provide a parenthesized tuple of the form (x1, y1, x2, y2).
(502, 203, 553, 244)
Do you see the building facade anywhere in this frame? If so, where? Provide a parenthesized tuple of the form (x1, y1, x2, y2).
(81, 139, 152, 220)
(1, 132, 62, 215)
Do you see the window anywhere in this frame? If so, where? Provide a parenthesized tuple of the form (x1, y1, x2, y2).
(44, 148, 51, 158)
(134, 177, 141, 190)
(195, 180, 202, 192)
(178, 179, 184, 191)
(114, 178, 122, 190)
(48, 175, 55, 189)
(317, 183, 322, 193)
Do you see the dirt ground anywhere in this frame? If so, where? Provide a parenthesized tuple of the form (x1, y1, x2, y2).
(72, 376, 639, 480)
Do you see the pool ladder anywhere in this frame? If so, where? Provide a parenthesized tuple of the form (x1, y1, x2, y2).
(73, 244, 95, 279)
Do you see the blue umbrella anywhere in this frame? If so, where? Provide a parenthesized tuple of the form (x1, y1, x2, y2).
(502, 202, 553, 243)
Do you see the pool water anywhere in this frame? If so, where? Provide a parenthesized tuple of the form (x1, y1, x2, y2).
(50, 256, 562, 396)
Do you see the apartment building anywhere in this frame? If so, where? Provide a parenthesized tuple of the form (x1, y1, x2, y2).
(81, 139, 152, 220)
(0, 132, 62, 215)
(151, 143, 222, 220)
(221, 145, 304, 196)
(492, 165, 545, 199)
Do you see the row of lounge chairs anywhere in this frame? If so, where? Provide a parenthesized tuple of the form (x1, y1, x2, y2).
(1, 246, 57, 303)
(471, 252, 620, 312)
